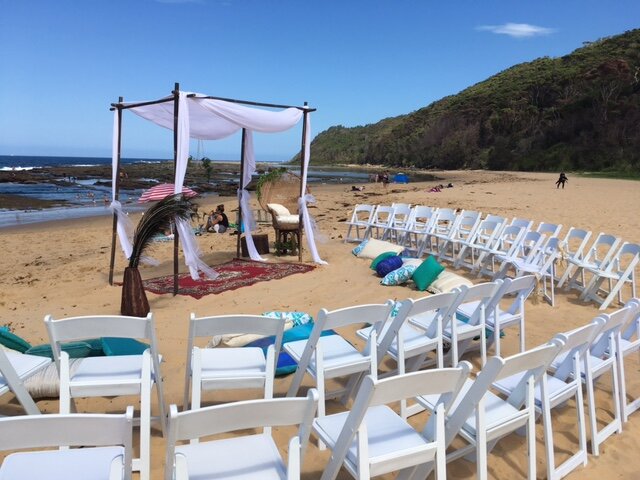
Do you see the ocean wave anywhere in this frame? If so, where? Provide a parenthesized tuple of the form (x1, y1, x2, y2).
(0, 166, 36, 171)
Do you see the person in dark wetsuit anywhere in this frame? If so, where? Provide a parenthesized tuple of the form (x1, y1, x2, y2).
(555, 172, 568, 189)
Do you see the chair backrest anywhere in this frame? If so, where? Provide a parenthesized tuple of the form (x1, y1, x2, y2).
(391, 202, 412, 210)
(582, 232, 621, 267)
(621, 298, 640, 342)
(553, 319, 605, 381)
(561, 227, 592, 260)
(487, 275, 536, 317)
(167, 390, 318, 473)
(537, 222, 562, 238)
(510, 217, 533, 231)
(495, 225, 526, 255)
(188, 313, 286, 341)
(456, 281, 502, 326)
(590, 304, 636, 358)
(409, 206, 436, 232)
(602, 242, 640, 275)
(445, 341, 562, 444)
(325, 365, 471, 478)
(0, 407, 134, 480)
(389, 204, 412, 227)
(484, 214, 506, 226)
(320, 301, 395, 332)
(376, 292, 460, 358)
(517, 231, 546, 262)
(349, 204, 375, 224)
(44, 313, 159, 370)
(371, 205, 395, 226)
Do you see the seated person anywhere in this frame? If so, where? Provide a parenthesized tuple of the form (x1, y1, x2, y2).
(206, 204, 229, 233)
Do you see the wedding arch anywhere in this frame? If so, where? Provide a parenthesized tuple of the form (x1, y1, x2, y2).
(108, 83, 326, 295)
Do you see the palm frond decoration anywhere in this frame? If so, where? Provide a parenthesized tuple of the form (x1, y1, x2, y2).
(129, 193, 195, 268)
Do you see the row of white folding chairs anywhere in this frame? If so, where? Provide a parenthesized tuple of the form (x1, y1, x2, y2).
(346, 203, 639, 310)
(3, 299, 639, 479)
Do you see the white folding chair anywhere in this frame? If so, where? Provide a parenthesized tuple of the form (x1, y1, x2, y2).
(492, 231, 547, 279)
(473, 225, 526, 278)
(357, 291, 461, 417)
(412, 282, 501, 367)
(396, 206, 436, 255)
(510, 217, 533, 232)
(0, 347, 51, 415)
(285, 301, 394, 448)
(495, 322, 603, 480)
(496, 237, 560, 306)
(579, 306, 631, 455)
(44, 313, 165, 480)
(437, 211, 482, 264)
(345, 204, 375, 243)
(383, 203, 413, 242)
(418, 341, 562, 480)
(617, 299, 640, 421)
(580, 242, 640, 310)
(554, 227, 592, 285)
(559, 232, 621, 293)
(0, 406, 134, 480)
(314, 365, 470, 480)
(417, 208, 457, 257)
(454, 219, 503, 270)
(364, 205, 395, 240)
(166, 390, 318, 480)
(183, 313, 285, 411)
(475, 275, 536, 357)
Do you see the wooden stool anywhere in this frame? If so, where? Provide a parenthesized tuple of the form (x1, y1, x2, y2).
(241, 234, 270, 257)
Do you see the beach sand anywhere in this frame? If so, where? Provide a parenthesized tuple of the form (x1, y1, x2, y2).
(1, 170, 639, 478)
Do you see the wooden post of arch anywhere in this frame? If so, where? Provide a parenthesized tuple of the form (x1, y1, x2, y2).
(172, 82, 180, 296)
(298, 102, 309, 262)
(108, 97, 124, 286)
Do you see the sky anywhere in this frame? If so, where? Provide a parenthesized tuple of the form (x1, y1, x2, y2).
(1, 0, 639, 162)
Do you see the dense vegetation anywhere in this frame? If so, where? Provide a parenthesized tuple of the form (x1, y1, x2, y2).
(302, 29, 640, 174)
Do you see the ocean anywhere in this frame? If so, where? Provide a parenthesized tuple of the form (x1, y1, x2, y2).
(0, 155, 378, 228)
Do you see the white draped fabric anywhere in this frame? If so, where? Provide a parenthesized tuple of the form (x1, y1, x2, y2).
(112, 90, 327, 281)
(109, 109, 134, 259)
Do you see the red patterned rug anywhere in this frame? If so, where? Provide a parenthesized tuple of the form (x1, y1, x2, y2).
(143, 259, 315, 299)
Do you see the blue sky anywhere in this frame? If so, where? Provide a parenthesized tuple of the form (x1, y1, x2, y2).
(1, 0, 638, 161)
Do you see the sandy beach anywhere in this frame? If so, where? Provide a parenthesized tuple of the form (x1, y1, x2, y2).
(1, 170, 639, 479)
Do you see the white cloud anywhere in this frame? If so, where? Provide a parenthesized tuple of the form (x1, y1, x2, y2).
(477, 23, 555, 38)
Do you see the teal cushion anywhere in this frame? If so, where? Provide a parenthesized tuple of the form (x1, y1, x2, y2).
(381, 265, 418, 286)
(0, 327, 32, 353)
(100, 337, 150, 356)
(351, 239, 369, 256)
(370, 251, 398, 270)
(26, 342, 93, 359)
(412, 256, 445, 291)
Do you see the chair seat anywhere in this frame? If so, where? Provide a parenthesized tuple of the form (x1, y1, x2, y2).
(313, 405, 433, 475)
(274, 214, 300, 228)
(494, 373, 577, 408)
(175, 433, 286, 480)
(0, 446, 125, 480)
(387, 325, 439, 358)
(284, 336, 370, 378)
(198, 347, 267, 390)
(0, 352, 50, 393)
(70, 355, 149, 397)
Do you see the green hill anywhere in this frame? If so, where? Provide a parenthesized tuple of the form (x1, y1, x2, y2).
(303, 29, 640, 174)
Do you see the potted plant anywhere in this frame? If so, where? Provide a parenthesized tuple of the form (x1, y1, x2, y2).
(121, 194, 195, 316)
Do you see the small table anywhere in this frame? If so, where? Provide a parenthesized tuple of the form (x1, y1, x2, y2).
(241, 234, 270, 257)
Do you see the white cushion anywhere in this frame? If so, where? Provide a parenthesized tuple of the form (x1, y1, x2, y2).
(427, 271, 473, 294)
(276, 214, 299, 227)
(357, 239, 404, 259)
(267, 203, 291, 217)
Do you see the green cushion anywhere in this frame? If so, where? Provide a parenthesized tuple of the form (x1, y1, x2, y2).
(26, 342, 93, 359)
(370, 251, 398, 270)
(101, 337, 150, 356)
(0, 327, 32, 353)
(412, 256, 445, 291)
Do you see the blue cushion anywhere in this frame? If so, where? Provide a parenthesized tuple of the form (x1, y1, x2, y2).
(370, 251, 398, 270)
(0, 327, 31, 353)
(101, 337, 150, 356)
(351, 239, 369, 256)
(375, 255, 403, 277)
(381, 264, 418, 286)
(26, 342, 93, 359)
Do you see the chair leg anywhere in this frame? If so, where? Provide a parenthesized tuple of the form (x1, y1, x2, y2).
(140, 353, 152, 480)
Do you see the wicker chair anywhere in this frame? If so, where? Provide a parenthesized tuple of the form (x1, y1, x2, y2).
(267, 203, 302, 255)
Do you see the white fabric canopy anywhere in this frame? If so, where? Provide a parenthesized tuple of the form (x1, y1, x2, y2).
(112, 90, 326, 282)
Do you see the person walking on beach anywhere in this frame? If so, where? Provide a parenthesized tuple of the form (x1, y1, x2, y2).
(381, 171, 389, 189)
(556, 172, 568, 189)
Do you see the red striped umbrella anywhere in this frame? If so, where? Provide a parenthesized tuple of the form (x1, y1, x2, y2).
(138, 183, 198, 203)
